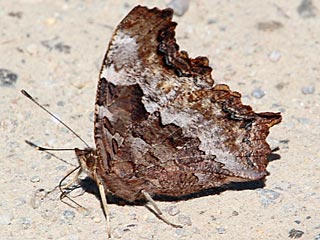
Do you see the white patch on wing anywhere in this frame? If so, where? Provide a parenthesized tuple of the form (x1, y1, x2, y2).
(100, 31, 141, 86)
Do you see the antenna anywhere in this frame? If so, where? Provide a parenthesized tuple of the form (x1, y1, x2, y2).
(21, 89, 90, 148)
(25, 140, 75, 151)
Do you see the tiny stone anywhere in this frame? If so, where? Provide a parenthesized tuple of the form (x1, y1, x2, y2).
(93, 217, 102, 223)
(256, 189, 281, 206)
(56, 165, 67, 171)
(192, 227, 200, 234)
(217, 227, 226, 234)
(63, 210, 75, 220)
(295, 220, 301, 224)
(207, 18, 218, 24)
(256, 21, 283, 31)
(0, 69, 18, 87)
(57, 100, 65, 106)
(41, 209, 54, 220)
(45, 17, 56, 25)
(251, 88, 265, 99)
(30, 176, 40, 183)
(126, 223, 137, 228)
(21, 217, 33, 229)
(54, 42, 71, 54)
(167, 0, 190, 16)
(314, 233, 320, 240)
(175, 228, 186, 236)
(301, 85, 315, 94)
(288, 229, 304, 238)
(306, 216, 311, 219)
(297, 0, 317, 18)
(232, 211, 239, 216)
(178, 214, 192, 226)
(219, 26, 226, 31)
(30, 196, 41, 209)
(0, 214, 13, 225)
(129, 213, 137, 220)
(269, 50, 281, 62)
(145, 216, 156, 224)
(275, 82, 287, 90)
(165, 205, 180, 216)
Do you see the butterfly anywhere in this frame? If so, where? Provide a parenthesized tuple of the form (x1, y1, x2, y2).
(24, 5, 281, 238)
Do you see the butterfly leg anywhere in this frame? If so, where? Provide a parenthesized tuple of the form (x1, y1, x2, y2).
(97, 178, 111, 238)
(141, 190, 182, 228)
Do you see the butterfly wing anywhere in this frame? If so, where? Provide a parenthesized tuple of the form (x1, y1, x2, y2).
(93, 6, 281, 201)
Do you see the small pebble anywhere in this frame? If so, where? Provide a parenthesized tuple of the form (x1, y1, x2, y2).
(0, 69, 18, 87)
(207, 18, 218, 24)
(210, 215, 217, 221)
(57, 100, 65, 106)
(126, 223, 137, 228)
(167, 0, 190, 16)
(251, 88, 265, 99)
(30, 192, 44, 209)
(145, 216, 157, 224)
(175, 228, 187, 236)
(21, 217, 33, 229)
(297, 0, 317, 18)
(8, 11, 23, 18)
(56, 165, 67, 171)
(217, 227, 226, 234)
(256, 21, 283, 31)
(192, 227, 200, 234)
(30, 176, 40, 183)
(275, 82, 287, 90)
(232, 211, 239, 216)
(178, 214, 192, 226)
(63, 210, 75, 220)
(92, 217, 102, 223)
(129, 213, 137, 221)
(314, 233, 320, 240)
(45, 17, 57, 25)
(54, 42, 71, 54)
(269, 50, 281, 62)
(256, 189, 281, 206)
(0, 214, 13, 225)
(41, 38, 71, 54)
(289, 229, 304, 239)
(301, 85, 315, 94)
(165, 205, 180, 216)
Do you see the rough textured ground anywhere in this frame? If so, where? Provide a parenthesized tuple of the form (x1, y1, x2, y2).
(1, 0, 319, 239)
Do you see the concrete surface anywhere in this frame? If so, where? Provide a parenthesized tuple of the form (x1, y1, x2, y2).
(1, 0, 319, 239)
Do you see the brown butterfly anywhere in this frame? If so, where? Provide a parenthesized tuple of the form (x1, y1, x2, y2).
(25, 5, 281, 238)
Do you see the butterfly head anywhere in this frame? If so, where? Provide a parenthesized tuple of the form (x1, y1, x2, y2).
(75, 148, 99, 176)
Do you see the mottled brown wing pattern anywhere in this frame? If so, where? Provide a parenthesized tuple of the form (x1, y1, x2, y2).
(90, 6, 281, 202)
